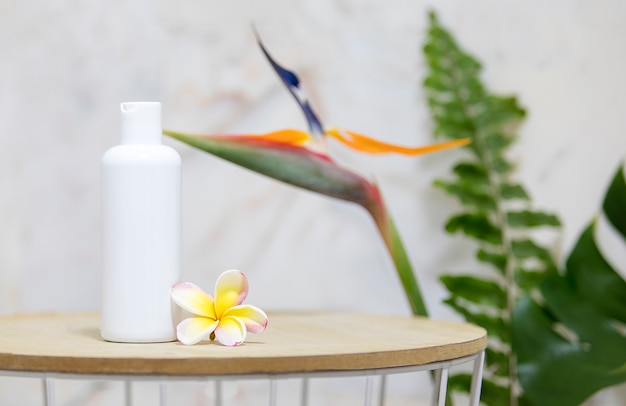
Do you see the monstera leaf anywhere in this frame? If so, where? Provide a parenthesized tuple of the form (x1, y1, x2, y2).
(513, 165, 626, 405)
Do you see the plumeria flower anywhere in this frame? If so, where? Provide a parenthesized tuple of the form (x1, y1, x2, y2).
(163, 35, 470, 317)
(171, 270, 268, 346)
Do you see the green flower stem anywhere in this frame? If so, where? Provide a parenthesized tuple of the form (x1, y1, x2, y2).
(365, 188, 438, 398)
(365, 188, 429, 317)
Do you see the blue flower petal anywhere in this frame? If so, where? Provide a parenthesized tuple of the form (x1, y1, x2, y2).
(255, 31, 324, 137)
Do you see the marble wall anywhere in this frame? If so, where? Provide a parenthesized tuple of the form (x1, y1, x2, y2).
(1, 0, 625, 404)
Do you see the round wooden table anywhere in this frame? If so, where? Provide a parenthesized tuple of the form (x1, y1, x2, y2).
(0, 312, 487, 406)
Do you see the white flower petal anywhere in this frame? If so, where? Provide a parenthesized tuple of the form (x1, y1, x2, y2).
(224, 305, 268, 333)
(214, 316, 247, 346)
(176, 317, 218, 345)
(171, 282, 216, 319)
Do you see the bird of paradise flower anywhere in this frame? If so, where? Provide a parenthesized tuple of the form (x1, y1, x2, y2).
(164, 33, 469, 317)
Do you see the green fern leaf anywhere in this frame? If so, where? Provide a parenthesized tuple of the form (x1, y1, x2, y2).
(485, 348, 511, 377)
(514, 267, 552, 290)
(443, 297, 510, 343)
(484, 132, 516, 153)
(434, 180, 496, 210)
(476, 248, 508, 273)
(445, 213, 502, 244)
(452, 162, 489, 183)
(449, 374, 513, 405)
(507, 210, 561, 228)
(500, 183, 529, 200)
(440, 275, 506, 307)
(489, 156, 514, 174)
(423, 11, 560, 405)
(511, 238, 554, 263)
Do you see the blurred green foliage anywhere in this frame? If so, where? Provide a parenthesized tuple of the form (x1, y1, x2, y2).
(423, 11, 558, 405)
(424, 11, 626, 406)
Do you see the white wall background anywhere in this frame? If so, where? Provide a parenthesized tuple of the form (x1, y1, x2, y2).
(0, 0, 624, 404)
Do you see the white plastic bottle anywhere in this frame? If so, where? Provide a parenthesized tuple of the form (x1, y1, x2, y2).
(101, 102, 181, 343)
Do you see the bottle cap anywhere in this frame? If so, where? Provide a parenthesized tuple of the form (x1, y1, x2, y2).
(120, 102, 162, 145)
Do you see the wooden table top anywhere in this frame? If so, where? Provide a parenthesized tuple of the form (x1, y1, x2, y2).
(0, 312, 486, 377)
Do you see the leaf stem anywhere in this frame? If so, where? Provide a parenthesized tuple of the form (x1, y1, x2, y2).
(447, 60, 519, 406)
(474, 129, 519, 406)
(365, 187, 429, 317)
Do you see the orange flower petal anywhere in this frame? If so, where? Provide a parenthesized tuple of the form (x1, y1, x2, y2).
(256, 129, 312, 146)
(325, 127, 470, 155)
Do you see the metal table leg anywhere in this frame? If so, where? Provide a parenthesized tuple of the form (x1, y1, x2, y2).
(159, 382, 167, 406)
(301, 378, 309, 406)
(124, 380, 132, 406)
(469, 350, 485, 406)
(435, 368, 449, 406)
(43, 377, 55, 406)
(364, 375, 375, 406)
(269, 378, 278, 406)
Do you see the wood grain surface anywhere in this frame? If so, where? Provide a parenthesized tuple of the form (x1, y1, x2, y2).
(0, 312, 486, 376)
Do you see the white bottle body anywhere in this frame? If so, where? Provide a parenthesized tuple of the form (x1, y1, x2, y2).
(101, 102, 181, 343)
